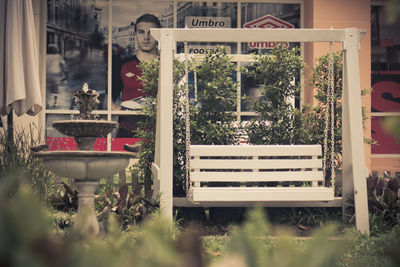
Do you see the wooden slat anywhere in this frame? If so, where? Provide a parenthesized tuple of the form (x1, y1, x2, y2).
(190, 144, 322, 157)
(190, 170, 324, 182)
(193, 156, 200, 188)
(191, 187, 334, 202)
(173, 197, 343, 208)
(190, 158, 322, 169)
(312, 155, 318, 187)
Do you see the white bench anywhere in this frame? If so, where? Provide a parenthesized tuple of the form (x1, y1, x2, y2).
(189, 144, 334, 202)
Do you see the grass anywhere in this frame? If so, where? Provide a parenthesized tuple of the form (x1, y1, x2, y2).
(202, 236, 230, 261)
(201, 227, 400, 266)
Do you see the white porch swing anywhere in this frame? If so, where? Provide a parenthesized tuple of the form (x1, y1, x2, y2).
(150, 28, 370, 233)
(181, 40, 336, 203)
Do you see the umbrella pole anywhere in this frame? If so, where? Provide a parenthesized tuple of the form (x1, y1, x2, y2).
(7, 112, 13, 146)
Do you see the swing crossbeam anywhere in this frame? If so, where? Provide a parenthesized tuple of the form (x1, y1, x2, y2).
(189, 144, 334, 202)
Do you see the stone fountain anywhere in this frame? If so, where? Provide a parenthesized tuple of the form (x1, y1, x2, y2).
(33, 83, 137, 235)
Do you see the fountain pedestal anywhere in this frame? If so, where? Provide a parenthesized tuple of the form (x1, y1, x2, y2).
(74, 180, 99, 235)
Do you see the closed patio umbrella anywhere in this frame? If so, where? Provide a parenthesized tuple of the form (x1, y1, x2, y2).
(0, 0, 42, 118)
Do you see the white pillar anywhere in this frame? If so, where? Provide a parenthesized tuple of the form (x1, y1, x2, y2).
(342, 28, 369, 234)
(157, 29, 174, 221)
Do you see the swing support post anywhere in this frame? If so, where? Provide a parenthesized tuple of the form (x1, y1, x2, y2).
(342, 28, 369, 234)
(153, 29, 174, 222)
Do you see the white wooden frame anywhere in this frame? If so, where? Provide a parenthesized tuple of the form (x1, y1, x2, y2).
(151, 28, 369, 233)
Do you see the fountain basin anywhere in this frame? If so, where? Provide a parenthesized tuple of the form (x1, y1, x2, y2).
(34, 151, 136, 179)
(53, 120, 118, 137)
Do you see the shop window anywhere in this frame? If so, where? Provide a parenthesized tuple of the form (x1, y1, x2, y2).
(45, 0, 302, 151)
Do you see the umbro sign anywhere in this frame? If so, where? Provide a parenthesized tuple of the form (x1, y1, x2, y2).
(243, 15, 294, 49)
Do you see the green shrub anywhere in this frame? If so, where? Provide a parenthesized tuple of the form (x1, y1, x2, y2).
(306, 52, 373, 184)
(191, 46, 240, 145)
(367, 176, 400, 234)
(243, 45, 306, 145)
(95, 183, 159, 229)
(306, 52, 344, 182)
(341, 226, 400, 267)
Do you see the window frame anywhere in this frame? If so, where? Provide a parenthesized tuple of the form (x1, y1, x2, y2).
(41, 0, 304, 151)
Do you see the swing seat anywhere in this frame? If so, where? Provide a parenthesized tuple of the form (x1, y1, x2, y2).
(189, 144, 334, 202)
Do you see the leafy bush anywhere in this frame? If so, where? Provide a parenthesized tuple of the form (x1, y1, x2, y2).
(243, 45, 306, 145)
(191, 47, 240, 145)
(341, 225, 400, 267)
(216, 207, 348, 267)
(306, 52, 373, 185)
(96, 183, 158, 229)
(367, 176, 400, 234)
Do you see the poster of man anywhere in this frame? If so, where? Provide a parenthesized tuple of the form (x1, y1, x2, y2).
(112, 14, 161, 138)
(110, 1, 175, 138)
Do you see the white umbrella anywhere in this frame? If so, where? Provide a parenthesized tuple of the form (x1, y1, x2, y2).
(0, 0, 42, 117)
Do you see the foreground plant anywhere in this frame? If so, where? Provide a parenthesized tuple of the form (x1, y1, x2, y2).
(0, 127, 55, 202)
(1, 182, 400, 267)
(367, 176, 400, 234)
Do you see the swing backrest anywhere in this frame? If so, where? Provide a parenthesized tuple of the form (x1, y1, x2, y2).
(190, 144, 324, 184)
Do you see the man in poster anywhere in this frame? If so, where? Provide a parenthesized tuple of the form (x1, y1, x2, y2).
(114, 14, 161, 137)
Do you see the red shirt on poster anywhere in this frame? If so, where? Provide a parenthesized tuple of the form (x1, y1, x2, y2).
(120, 56, 146, 101)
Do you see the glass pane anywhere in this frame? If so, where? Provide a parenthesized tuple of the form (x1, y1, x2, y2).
(371, 5, 400, 72)
(46, 0, 109, 110)
(240, 3, 300, 54)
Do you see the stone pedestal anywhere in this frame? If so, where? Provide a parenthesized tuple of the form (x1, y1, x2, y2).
(74, 179, 99, 236)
